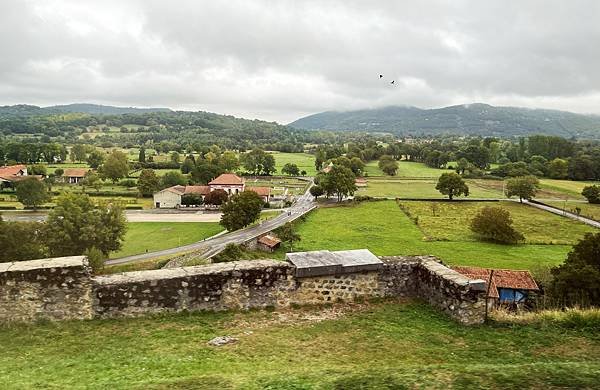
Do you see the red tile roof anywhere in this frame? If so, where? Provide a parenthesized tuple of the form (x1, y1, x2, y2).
(258, 234, 281, 248)
(209, 173, 244, 186)
(0, 165, 27, 180)
(453, 266, 539, 299)
(184, 185, 210, 195)
(63, 168, 89, 177)
(246, 186, 271, 196)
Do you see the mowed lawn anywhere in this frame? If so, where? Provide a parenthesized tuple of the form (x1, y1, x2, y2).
(1, 301, 599, 388)
(270, 152, 316, 176)
(288, 200, 593, 270)
(110, 222, 224, 258)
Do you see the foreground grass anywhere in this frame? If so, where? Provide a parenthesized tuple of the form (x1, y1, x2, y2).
(287, 200, 587, 269)
(110, 222, 224, 259)
(1, 301, 599, 389)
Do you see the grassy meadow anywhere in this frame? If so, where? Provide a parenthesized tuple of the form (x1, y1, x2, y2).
(545, 200, 600, 222)
(1, 300, 599, 388)
(284, 200, 593, 270)
(110, 222, 224, 259)
(270, 152, 316, 176)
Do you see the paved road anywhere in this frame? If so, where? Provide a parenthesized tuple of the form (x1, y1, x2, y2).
(522, 199, 600, 229)
(105, 184, 316, 265)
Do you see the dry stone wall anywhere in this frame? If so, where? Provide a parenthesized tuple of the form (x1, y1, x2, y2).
(0, 256, 92, 323)
(0, 254, 487, 325)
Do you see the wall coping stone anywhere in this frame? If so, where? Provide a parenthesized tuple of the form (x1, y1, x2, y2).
(0, 256, 87, 273)
(93, 259, 289, 285)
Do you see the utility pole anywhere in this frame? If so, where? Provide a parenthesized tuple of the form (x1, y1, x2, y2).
(484, 270, 495, 322)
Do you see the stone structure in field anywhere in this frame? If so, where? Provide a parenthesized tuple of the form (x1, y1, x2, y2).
(0, 250, 487, 325)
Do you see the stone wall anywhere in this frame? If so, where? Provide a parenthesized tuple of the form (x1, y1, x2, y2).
(0, 256, 93, 322)
(0, 255, 487, 325)
(415, 257, 487, 325)
(93, 260, 294, 317)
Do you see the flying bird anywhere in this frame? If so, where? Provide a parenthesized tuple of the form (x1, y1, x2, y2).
(379, 74, 383, 78)
(390, 80, 395, 84)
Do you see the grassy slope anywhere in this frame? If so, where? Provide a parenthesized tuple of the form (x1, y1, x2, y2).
(398, 201, 595, 245)
(271, 152, 316, 176)
(1, 301, 598, 389)
(110, 222, 224, 258)
(287, 201, 585, 270)
(545, 200, 600, 222)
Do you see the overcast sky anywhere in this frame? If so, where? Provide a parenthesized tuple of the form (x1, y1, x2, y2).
(1, 0, 600, 123)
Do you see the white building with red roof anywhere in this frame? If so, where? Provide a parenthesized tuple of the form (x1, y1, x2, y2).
(153, 173, 271, 208)
(0, 165, 28, 186)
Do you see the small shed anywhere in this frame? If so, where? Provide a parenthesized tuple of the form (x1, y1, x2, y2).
(257, 234, 281, 252)
(453, 266, 539, 307)
(63, 168, 89, 184)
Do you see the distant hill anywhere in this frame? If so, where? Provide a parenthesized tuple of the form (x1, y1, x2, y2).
(46, 103, 172, 115)
(289, 103, 600, 138)
(0, 103, 171, 116)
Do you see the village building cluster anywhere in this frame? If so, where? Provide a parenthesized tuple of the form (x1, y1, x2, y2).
(153, 173, 271, 208)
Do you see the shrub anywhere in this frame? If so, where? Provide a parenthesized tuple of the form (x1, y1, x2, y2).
(85, 247, 105, 273)
(470, 206, 524, 244)
(119, 179, 137, 188)
(353, 195, 374, 202)
(582, 185, 600, 204)
(212, 243, 244, 263)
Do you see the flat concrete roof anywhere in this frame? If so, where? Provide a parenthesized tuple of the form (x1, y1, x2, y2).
(286, 249, 383, 278)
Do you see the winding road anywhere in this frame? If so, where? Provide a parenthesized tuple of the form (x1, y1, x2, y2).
(105, 183, 316, 266)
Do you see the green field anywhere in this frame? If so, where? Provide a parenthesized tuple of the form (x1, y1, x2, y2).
(1, 300, 598, 388)
(397, 201, 595, 245)
(110, 222, 224, 258)
(545, 200, 600, 222)
(270, 152, 316, 176)
(286, 200, 590, 270)
(365, 160, 448, 178)
(357, 178, 505, 199)
(540, 179, 600, 199)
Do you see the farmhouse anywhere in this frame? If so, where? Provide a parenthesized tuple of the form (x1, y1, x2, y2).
(0, 164, 28, 186)
(153, 173, 270, 208)
(453, 266, 539, 307)
(63, 168, 89, 184)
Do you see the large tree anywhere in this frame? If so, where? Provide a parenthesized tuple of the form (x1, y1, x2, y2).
(15, 177, 51, 210)
(99, 150, 129, 183)
(137, 169, 161, 196)
(161, 171, 188, 188)
(550, 233, 600, 306)
(505, 175, 540, 202)
(44, 193, 127, 257)
(0, 216, 47, 262)
(319, 165, 357, 202)
(70, 144, 87, 163)
(86, 149, 106, 169)
(281, 163, 300, 176)
(435, 173, 469, 200)
(220, 191, 264, 231)
(240, 149, 276, 176)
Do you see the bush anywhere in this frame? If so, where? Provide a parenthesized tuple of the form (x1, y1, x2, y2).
(582, 185, 600, 204)
(212, 243, 244, 263)
(85, 247, 105, 273)
(119, 179, 137, 188)
(470, 206, 524, 244)
(353, 195, 374, 202)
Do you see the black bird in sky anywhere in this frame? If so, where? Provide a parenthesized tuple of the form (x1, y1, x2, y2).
(379, 74, 383, 78)
(390, 80, 395, 84)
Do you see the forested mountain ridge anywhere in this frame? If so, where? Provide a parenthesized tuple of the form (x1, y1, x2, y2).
(0, 105, 329, 152)
(289, 103, 600, 139)
(0, 103, 171, 116)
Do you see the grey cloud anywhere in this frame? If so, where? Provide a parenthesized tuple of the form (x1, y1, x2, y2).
(1, 0, 600, 123)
